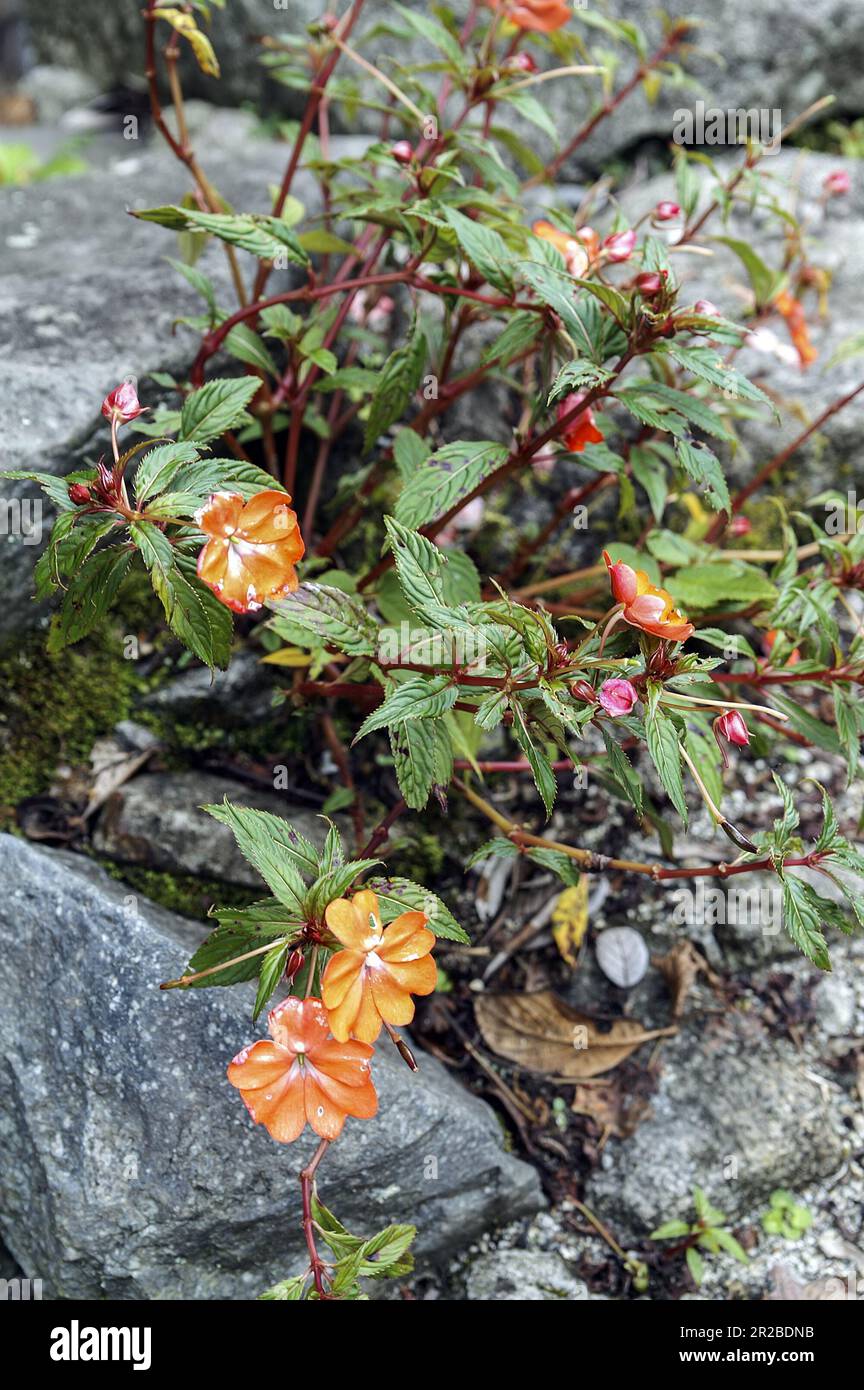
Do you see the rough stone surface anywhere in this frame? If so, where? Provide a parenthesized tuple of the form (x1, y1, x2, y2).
(464, 1248, 593, 1301)
(92, 770, 333, 887)
(138, 649, 284, 727)
(22, 1, 864, 164)
(585, 1014, 848, 1243)
(0, 834, 543, 1299)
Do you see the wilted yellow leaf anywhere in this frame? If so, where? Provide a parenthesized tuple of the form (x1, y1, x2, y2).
(260, 647, 312, 667)
(551, 879, 589, 967)
(154, 8, 221, 79)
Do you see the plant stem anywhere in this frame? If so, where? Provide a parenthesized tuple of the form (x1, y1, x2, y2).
(300, 1138, 330, 1298)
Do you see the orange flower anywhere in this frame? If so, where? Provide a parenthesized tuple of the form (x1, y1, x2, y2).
(773, 289, 817, 368)
(227, 996, 377, 1144)
(487, 0, 572, 33)
(196, 489, 305, 614)
(558, 392, 603, 452)
(603, 550, 694, 643)
(322, 890, 436, 1044)
(532, 219, 590, 276)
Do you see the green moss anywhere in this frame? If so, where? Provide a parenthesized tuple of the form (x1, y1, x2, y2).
(0, 630, 137, 818)
(390, 826, 447, 884)
(94, 857, 259, 921)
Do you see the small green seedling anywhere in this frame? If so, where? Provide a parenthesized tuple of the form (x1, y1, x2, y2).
(650, 1186, 749, 1287)
(762, 1189, 813, 1240)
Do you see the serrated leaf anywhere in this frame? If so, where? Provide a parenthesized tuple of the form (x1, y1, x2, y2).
(780, 873, 831, 970)
(134, 205, 308, 265)
(204, 801, 309, 913)
(510, 700, 557, 819)
(354, 675, 459, 742)
(395, 439, 508, 529)
(674, 438, 731, 513)
(645, 699, 688, 827)
(267, 583, 379, 656)
(365, 876, 468, 943)
(439, 205, 513, 292)
(252, 941, 290, 1020)
(179, 376, 261, 444)
(390, 718, 451, 810)
(363, 320, 426, 451)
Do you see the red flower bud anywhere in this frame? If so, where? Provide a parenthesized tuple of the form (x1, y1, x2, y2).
(285, 948, 305, 982)
(694, 299, 719, 316)
(603, 228, 636, 263)
(507, 52, 537, 73)
(101, 381, 144, 424)
(728, 515, 752, 537)
(391, 140, 414, 165)
(597, 678, 638, 717)
(635, 271, 663, 297)
(68, 483, 92, 505)
(714, 710, 750, 748)
(654, 201, 682, 221)
(569, 679, 597, 704)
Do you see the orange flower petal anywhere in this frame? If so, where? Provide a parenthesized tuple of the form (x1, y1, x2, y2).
(313, 1037, 376, 1088)
(368, 965, 416, 1028)
(351, 889, 383, 934)
(321, 948, 365, 1009)
(382, 954, 438, 997)
(379, 914, 436, 962)
(268, 996, 329, 1054)
(238, 490, 299, 542)
(227, 1039, 291, 1091)
(323, 968, 365, 1042)
(303, 1073, 350, 1140)
(325, 898, 371, 951)
(196, 491, 243, 538)
(352, 976, 385, 1043)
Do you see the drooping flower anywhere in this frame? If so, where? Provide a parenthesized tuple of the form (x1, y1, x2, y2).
(714, 710, 750, 747)
(101, 381, 144, 423)
(322, 890, 436, 1044)
(602, 228, 636, 263)
(603, 550, 694, 643)
(196, 489, 305, 614)
(598, 677, 638, 716)
(486, 0, 572, 33)
(823, 169, 850, 196)
(227, 997, 378, 1144)
(557, 392, 603, 453)
(531, 220, 589, 277)
(772, 289, 817, 368)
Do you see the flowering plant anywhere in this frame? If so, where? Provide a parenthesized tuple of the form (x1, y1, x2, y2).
(6, 0, 864, 1299)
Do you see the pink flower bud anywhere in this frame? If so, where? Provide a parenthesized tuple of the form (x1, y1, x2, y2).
(603, 228, 636, 263)
(694, 299, 719, 316)
(68, 483, 92, 505)
(598, 678, 638, 717)
(654, 200, 682, 221)
(102, 381, 144, 424)
(714, 710, 750, 747)
(635, 271, 663, 297)
(285, 948, 305, 982)
(391, 140, 414, 165)
(728, 515, 752, 537)
(507, 52, 537, 73)
(823, 169, 851, 196)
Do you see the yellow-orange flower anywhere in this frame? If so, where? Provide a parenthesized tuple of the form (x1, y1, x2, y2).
(532, 219, 590, 276)
(227, 996, 377, 1143)
(196, 489, 305, 614)
(603, 550, 694, 643)
(322, 890, 436, 1043)
(487, 0, 572, 32)
(773, 290, 817, 368)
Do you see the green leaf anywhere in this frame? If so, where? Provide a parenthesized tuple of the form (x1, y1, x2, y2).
(779, 873, 831, 970)
(674, 438, 731, 513)
(225, 323, 279, 376)
(713, 236, 784, 308)
(769, 692, 842, 755)
(267, 583, 379, 656)
(390, 718, 452, 810)
(439, 205, 513, 293)
(395, 439, 508, 529)
(364, 319, 426, 451)
(252, 941, 290, 1021)
(354, 675, 459, 742)
(47, 546, 131, 651)
(510, 701, 557, 819)
(833, 686, 860, 785)
(133, 441, 200, 504)
(382, 518, 471, 630)
(602, 728, 644, 815)
(204, 801, 309, 914)
(134, 205, 309, 265)
(666, 562, 776, 611)
(645, 697, 689, 827)
(392, 2, 465, 65)
(685, 1246, 705, 1285)
(180, 376, 261, 444)
(149, 554, 233, 670)
(650, 1220, 691, 1240)
(365, 876, 468, 943)
(663, 344, 777, 414)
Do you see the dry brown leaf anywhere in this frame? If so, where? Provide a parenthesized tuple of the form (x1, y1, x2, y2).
(551, 880, 589, 967)
(570, 1078, 653, 1139)
(652, 940, 721, 1019)
(474, 990, 676, 1079)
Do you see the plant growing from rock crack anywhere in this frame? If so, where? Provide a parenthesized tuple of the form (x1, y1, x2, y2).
(650, 1186, 749, 1287)
(6, 0, 864, 1299)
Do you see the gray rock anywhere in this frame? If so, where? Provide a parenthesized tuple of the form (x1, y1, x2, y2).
(0, 834, 543, 1299)
(464, 1249, 593, 1301)
(92, 770, 328, 887)
(138, 649, 282, 727)
(812, 975, 856, 1037)
(586, 1016, 847, 1242)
